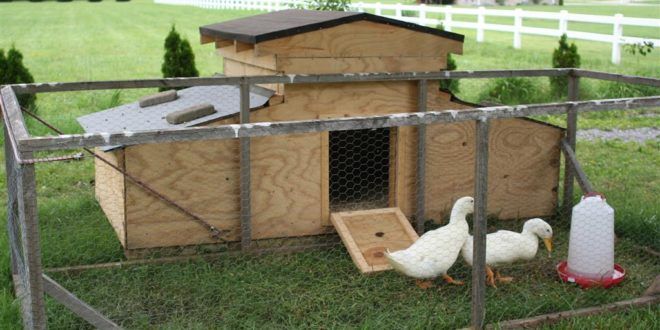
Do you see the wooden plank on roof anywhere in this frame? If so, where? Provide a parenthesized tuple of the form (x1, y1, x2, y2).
(235, 40, 254, 53)
(217, 47, 277, 70)
(198, 9, 464, 44)
(200, 34, 215, 44)
(215, 39, 233, 48)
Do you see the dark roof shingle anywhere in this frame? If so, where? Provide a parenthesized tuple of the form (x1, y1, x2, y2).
(200, 9, 464, 44)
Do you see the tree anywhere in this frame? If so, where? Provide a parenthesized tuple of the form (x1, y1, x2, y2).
(0, 46, 36, 109)
(161, 25, 199, 90)
(550, 34, 580, 97)
(437, 24, 459, 93)
(299, 0, 351, 11)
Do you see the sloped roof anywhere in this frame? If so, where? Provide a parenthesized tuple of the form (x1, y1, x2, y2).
(77, 85, 274, 151)
(199, 9, 464, 44)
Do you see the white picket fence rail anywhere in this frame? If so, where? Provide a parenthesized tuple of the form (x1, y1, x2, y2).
(154, 0, 660, 64)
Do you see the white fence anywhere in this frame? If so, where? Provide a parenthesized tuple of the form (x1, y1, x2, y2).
(154, 0, 660, 64)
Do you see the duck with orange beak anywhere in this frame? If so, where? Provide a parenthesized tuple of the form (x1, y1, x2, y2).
(461, 218, 553, 287)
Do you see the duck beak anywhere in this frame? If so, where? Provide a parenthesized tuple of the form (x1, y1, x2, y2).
(543, 238, 553, 256)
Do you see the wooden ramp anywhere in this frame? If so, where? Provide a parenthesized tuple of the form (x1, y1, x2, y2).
(331, 208, 419, 273)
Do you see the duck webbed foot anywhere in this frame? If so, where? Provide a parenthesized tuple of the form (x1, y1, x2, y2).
(415, 279, 435, 289)
(442, 274, 464, 286)
(495, 270, 514, 283)
(486, 266, 497, 288)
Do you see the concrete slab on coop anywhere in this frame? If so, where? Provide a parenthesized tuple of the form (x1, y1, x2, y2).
(331, 208, 419, 274)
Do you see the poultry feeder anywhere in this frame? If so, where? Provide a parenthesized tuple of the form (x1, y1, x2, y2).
(558, 193, 625, 288)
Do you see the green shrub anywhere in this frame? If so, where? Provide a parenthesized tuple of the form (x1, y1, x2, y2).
(437, 23, 459, 94)
(550, 34, 580, 97)
(597, 81, 660, 99)
(479, 77, 544, 105)
(0, 46, 36, 110)
(161, 25, 199, 91)
(88, 0, 103, 2)
(299, 0, 351, 11)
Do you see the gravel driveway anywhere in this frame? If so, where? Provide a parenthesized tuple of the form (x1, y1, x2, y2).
(577, 127, 659, 143)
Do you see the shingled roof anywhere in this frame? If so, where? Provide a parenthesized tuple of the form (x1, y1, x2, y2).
(199, 9, 464, 44)
(77, 85, 274, 151)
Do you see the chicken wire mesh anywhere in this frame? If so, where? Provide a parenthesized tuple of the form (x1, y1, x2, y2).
(329, 127, 391, 212)
(3, 78, 659, 329)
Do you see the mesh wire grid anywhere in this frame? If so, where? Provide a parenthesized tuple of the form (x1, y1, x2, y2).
(3, 80, 659, 328)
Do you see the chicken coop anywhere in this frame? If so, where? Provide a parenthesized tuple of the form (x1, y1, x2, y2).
(78, 10, 563, 255)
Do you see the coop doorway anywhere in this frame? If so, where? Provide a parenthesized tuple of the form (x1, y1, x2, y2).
(328, 127, 392, 213)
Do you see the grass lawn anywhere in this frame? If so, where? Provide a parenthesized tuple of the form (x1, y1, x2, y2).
(0, 1, 658, 328)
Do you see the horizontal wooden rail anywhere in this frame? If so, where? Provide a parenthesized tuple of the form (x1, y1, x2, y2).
(15, 96, 660, 152)
(9, 69, 571, 94)
(573, 69, 660, 87)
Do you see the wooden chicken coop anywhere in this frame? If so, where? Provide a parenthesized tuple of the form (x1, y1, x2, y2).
(80, 10, 563, 257)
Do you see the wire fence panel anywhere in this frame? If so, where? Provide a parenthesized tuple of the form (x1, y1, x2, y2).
(2, 71, 659, 329)
(3, 126, 47, 329)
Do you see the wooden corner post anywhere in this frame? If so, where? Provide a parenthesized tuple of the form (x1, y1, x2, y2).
(471, 117, 490, 330)
(239, 81, 252, 250)
(562, 73, 579, 217)
(415, 79, 428, 234)
(1, 86, 48, 329)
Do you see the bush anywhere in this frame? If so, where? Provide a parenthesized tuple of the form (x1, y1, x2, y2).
(550, 34, 580, 97)
(0, 46, 36, 110)
(597, 81, 660, 99)
(437, 24, 459, 94)
(479, 77, 544, 105)
(161, 25, 199, 91)
(298, 0, 351, 11)
(57, 0, 74, 2)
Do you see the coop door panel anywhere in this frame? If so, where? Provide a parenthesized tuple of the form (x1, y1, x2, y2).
(331, 208, 418, 273)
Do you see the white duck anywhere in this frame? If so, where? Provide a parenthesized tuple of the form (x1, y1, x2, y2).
(461, 218, 553, 287)
(385, 196, 473, 289)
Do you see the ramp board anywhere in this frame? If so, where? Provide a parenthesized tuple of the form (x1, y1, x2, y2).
(331, 208, 419, 273)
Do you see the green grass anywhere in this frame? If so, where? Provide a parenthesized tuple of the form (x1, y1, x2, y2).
(0, 1, 658, 328)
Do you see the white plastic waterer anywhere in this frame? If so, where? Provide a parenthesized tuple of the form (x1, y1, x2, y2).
(566, 193, 615, 279)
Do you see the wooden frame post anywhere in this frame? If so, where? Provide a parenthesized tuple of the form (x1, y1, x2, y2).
(239, 81, 252, 250)
(471, 117, 490, 330)
(562, 74, 579, 217)
(415, 79, 428, 234)
(1, 86, 48, 329)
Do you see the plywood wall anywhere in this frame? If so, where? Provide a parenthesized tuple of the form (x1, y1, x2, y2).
(124, 139, 241, 249)
(223, 58, 283, 94)
(213, 20, 458, 76)
(424, 119, 563, 222)
(115, 81, 561, 250)
(255, 20, 463, 58)
(94, 148, 126, 247)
